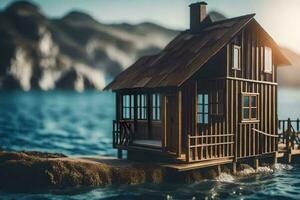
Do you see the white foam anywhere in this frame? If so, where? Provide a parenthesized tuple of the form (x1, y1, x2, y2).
(237, 167, 256, 176)
(273, 163, 293, 171)
(215, 173, 235, 183)
(166, 194, 173, 200)
(237, 163, 293, 177)
(257, 166, 274, 173)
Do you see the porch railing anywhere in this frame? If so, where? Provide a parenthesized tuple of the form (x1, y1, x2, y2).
(186, 133, 234, 162)
(251, 128, 278, 155)
(112, 120, 134, 147)
(278, 118, 300, 150)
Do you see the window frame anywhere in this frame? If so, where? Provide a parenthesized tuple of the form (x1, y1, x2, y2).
(137, 94, 148, 120)
(211, 89, 224, 116)
(121, 94, 134, 120)
(232, 45, 241, 70)
(197, 93, 209, 125)
(264, 46, 273, 74)
(241, 93, 259, 123)
(152, 93, 161, 121)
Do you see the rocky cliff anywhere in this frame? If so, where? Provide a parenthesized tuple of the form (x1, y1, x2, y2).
(0, 1, 299, 91)
(0, 1, 178, 91)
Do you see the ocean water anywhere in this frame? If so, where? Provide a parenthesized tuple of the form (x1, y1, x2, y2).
(0, 88, 299, 200)
(0, 90, 116, 156)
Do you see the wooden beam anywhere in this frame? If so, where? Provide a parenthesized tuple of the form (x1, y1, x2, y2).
(232, 162, 237, 175)
(254, 158, 259, 172)
(178, 90, 182, 157)
(226, 77, 278, 85)
(118, 149, 123, 159)
(162, 95, 167, 151)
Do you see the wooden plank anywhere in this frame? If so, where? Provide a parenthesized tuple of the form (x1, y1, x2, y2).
(236, 80, 240, 158)
(162, 95, 167, 151)
(163, 158, 233, 172)
(178, 90, 182, 157)
(194, 82, 198, 160)
(231, 80, 236, 161)
(226, 77, 277, 85)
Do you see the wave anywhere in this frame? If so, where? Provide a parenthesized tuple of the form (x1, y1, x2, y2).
(215, 172, 235, 183)
(215, 163, 294, 182)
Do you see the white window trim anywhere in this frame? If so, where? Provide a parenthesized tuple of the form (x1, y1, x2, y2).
(232, 45, 241, 70)
(264, 46, 273, 74)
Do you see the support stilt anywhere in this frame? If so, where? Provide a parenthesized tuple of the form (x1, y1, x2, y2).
(254, 158, 259, 172)
(217, 165, 221, 176)
(274, 152, 278, 165)
(118, 149, 123, 159)
(287, 150, 292, 163)
(232, 162, 237, 175)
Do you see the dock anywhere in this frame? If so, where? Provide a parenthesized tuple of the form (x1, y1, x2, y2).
(162, 118, 300, 172)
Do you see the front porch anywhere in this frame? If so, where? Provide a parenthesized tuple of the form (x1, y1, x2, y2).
(112, 119, 280, 164)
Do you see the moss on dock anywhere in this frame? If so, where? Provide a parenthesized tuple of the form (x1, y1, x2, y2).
(0, 151, 169, 192)
(2, 150, 245, 192)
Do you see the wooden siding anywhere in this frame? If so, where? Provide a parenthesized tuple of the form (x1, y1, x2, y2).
(112, 19, 283, 163)
(184, 22, 279, 162)
(227, 24, 276, 83)
(225, 23, 278, 159)
(227, 79, 277, 159)
(192, 79, 234, 161)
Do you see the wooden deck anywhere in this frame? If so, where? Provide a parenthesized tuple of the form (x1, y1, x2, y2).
(132, 140, 162, 148)
(112, 118, 300, 172)
(162, 158, 233, 172)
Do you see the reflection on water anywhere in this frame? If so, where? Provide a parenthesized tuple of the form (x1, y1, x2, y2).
(0, 88, 300, 200)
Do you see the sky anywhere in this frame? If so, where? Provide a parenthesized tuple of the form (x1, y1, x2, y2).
(0, 0, 299, 53)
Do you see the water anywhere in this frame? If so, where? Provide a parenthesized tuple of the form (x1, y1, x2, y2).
(0, 164, 299, 200)
(0, 88, 299, 200)
(0, 90, 116, 156)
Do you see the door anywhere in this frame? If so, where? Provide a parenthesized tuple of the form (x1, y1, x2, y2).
(165, 95, 178, 153)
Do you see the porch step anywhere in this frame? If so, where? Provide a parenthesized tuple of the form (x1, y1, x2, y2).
(132, 140, 162, 149)
(162, 158, 233, 172)
(116, 144, 162, 153)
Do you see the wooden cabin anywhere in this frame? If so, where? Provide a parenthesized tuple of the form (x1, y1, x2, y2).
(105, 2, 290, 169)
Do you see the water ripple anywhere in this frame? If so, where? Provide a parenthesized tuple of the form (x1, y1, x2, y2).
(0, 91, 116, 156)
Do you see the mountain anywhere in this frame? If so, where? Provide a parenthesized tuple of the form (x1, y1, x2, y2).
(1, 1, 298, 91)
(0, 1, 178, 91)
(278, 48, 300, 87)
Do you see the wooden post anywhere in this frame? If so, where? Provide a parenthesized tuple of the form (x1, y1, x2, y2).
(178, 90, 182, 157)
(162, 95, 167, 152)
(186, 134, 190, 163)
(232, 162, 237, 175)
(286, 118, 291, 151)
(217, 165, 222, 176)
(118, 149, 123, 159)
(286, 118, 292, 163)
(287, 149, 292, 164)
(274, 152, 278, 165)
(254, 158, 259, 172)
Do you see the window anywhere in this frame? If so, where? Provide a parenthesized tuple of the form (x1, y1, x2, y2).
(242, 93, 258, 121)
(233, 45, 241, 70)
(122, 95, 134, 120)
(197, 93, 209, 124)
(264, 46, 272, 73)
(137, 94, 147, 120)
(152, 94, 161, 121)
(211, 90, 224, 116)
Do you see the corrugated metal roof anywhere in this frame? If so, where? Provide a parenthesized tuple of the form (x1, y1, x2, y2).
(105, 14, 289, 91)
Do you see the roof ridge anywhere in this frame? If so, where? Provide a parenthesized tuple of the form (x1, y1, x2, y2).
(182, 13, 256, 33)
(210, 13, 256, 25)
